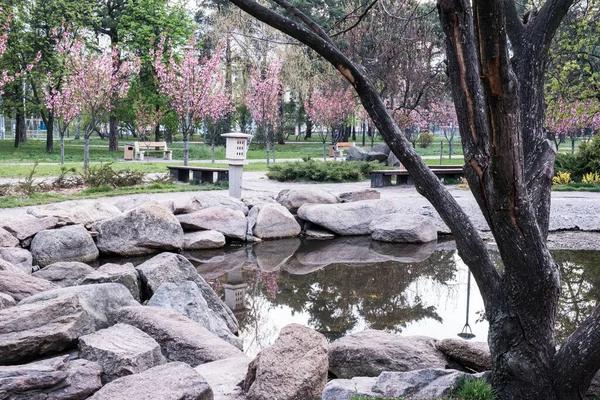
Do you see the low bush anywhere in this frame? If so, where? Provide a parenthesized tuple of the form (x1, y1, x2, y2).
(79, 163, 145, 188)
(418, 132, 435, 148)
(453, 376, 496, 400)
(555, 134, 600, 181)
(582, 172, 600, 185)
(552, 171, 573, 185)
(266, 160, 379, 182)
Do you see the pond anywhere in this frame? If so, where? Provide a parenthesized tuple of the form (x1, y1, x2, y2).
(183, 236, 600, 356)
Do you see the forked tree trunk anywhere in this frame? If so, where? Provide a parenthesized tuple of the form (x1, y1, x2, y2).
(227, 0, 600, 398)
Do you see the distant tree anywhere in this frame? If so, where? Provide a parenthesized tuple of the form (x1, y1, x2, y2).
(431, 100, 459, 158)
(546, 98, 600, 153)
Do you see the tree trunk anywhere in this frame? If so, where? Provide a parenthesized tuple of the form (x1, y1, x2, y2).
(15, 108, 26, 148)
(305, 119, 312, 139)
(155, 123, 161, 142)
(109, 115, 118, 151)
(83, 136, 90, 171)
(183, 132, 189, 166)
(60, 134, 65, 165)
(44, 113, 54, 153)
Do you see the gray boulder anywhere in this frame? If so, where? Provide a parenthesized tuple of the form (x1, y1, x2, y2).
(435, 339, 492, 372)
(338, 189, 381, 203)
(0, 258, 26, 273)
(243, 324, 328, 400)
(298, 200, 379, 235)
(0, 269, 57, 301)
(276, 188, 339, 213)
(177, 206, 247, 240)
(372, 143, 391, 155)
(195, 357, 251, 400)
(1, 215, 61, 242)
(92, 202, 184, 256)
(254, 238, 301, 272)
(248, 203, 301, 239)
(78, 262, 141, 302)
(183, 230, 226, 250)
(79, 323, 166, 383)
(375, 369, 469, 399)
(0, 247, 33, 273)
(329, 330, 448, 379)
(192, 192, 249, 215)
(114, 306, 244, 366)
(136, 252, 238, 333)
(87, 362, 213, 400)
(148, 281, 241, 349)
(32, 261, 96, 287)
(30, 225, 99, 267)
(1, 283, 138, 364)
(370, 214, 438, 243)
(304, 229, 336, 239)
(366, 151, 388, 163)
(388, 151, 401, 167)
(322, 376, 379, 400)
(0, 355, 102, 400)
(0, 227, 18, 247)
(0, 293, 16, 309)
(27, 201, 122, 226)
(346, 146, 369, 162)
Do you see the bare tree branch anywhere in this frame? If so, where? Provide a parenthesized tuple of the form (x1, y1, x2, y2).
(329, 0, 379, 38)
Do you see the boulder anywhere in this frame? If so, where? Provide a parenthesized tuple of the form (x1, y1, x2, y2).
(1, 215, 61, 242)
(183, 230, 226, 250)
(30, 225, 99, 267)
(370, 214, 438, 243)
(79, 323, 166, 383)
(0, 293, 16, 309)
(372, 143, 391, 155)
(87, 362, 213, 400)
(0, 283, 138, 364)
(241, 194, 278, 210)
(91, 202, 184, 256)
(388, 151, 401, 167)
(338, 189, 381, 203)
(114, 306, 244, 366)
(254, 238, 301, 272)
(374, 369, 469, 399)
(78, 262, 141, 302)
(276, 188, 339, 213)
(248, 203, 301, 239)
(195, 357, 251, 400)
(192, 193, 249, 215)
(32, 261, 96, 288)
(0, 355, 102, 400)
(187, 247, 249, 280)
(370, 240, 438, 263)
(297, 201, 379, 235)
(322, 377, 379, 400)
(304, 229, 336, 239)
(0, 247, 33, 273)
(27, 201, 122, 226)
(177, 206, 247, 240)
(0, 227, 18, 247)
(329, 330, 447, 379)
(366, 151, 388, 163)
(0, 269, 57, 301)
(346, 146, 369, 162)
(243, 324, 328, 400)
(136, 252, 238, 333)
(435, 339, 491, 372)
(148, 281, 241, 349)
(0, 258, 24, 273)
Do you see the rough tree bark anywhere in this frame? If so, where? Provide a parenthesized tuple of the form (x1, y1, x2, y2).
(226, 0, 600, 398)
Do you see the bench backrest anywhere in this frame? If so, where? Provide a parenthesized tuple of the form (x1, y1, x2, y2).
(134, 141, 168, 151)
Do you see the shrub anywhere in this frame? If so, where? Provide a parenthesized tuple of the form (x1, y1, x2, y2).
(582, 172, 600, 185)
(454, 376, 496, 400)
(418, 132, 435, 148)
(552, 171, 573, 185)
(555, 134, 600, 181)
(79, 163, 145, 188)
(266, 160, 379, 182)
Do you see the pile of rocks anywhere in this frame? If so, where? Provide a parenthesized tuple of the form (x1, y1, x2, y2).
(346, 143, 402, 167)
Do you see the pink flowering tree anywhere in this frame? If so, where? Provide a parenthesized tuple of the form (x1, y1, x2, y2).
(431, 100, 459, 158)
(391, 107, 430, 148)
(69, 41, 138, 170)
(152, 38, 232, 166)
(546, 98, 600, 153)
(246, 60, 282, 166)
(304, 84, 355, 160)
(134, 98, 166, 140)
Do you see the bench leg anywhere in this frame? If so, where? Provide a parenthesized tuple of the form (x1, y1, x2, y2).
(216, 171, 229, 183)
(371, 173, 392, 188)
(137, 152, 144, 161)
(164, 152, 172, 161)
(396, 175, 409, 185)
(174, 169, 190, 182)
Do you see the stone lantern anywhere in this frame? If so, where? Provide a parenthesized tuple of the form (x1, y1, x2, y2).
(221, 132, 252, 198)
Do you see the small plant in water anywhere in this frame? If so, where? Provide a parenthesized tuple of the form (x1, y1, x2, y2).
(453, 375, 496, 400)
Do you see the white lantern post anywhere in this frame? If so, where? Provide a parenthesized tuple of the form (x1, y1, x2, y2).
(221, 132, 252, 198)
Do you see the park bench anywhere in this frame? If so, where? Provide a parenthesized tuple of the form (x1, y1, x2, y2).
(167, 166, 229, 184)
(134, 141, 172, 161)
(370, 165, 464, 187)
(328, 142, 356, 157)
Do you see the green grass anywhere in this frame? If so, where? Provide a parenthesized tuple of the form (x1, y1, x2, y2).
(552, 183, 600, 192)
(0, 183, 218, 209)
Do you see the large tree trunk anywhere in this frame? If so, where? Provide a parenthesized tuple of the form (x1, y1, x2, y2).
(44, 113, 54, 153)
(15, 108, 26, 147)
(109, 115, 118, 151)
(227, 0, 600, 398)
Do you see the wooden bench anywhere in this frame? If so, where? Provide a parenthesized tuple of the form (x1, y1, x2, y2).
(370, 166, 464, 187)
(134, 141, 172, 161)
(328, 142, 355, 157)
(167, 166, 229, 184)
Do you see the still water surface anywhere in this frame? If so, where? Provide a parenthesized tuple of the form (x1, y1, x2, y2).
(187, 237, 600, 356)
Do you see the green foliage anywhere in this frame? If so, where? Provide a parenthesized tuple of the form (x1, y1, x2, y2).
(555, 135, 600, 181)
(419, 132, 435, 148)
(552, 171, 573, 185)
(266, 160, 379, 182)
(453, 376, 496, 400)
(81, 184, 113, 194)
(78, 163, 145, 188)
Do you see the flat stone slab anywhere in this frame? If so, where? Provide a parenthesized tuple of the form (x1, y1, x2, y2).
(79, 323, 166, 383)
(78, 262, 141, 302)
(0, 269, 57, 302)
(33, 261, 96, 288)
(87, 362, 213, 400)
(195, 357, 251, 400)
